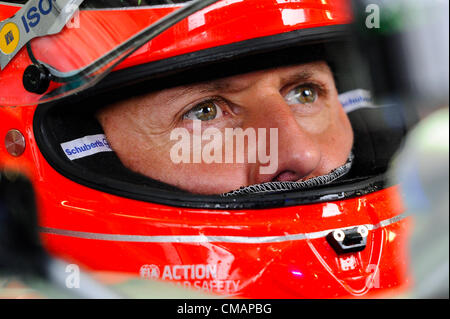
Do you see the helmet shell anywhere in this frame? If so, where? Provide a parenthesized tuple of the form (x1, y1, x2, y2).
(0, 0, 411, 298)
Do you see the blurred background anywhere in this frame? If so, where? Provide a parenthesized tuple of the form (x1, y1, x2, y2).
(357, 0, 449, 298)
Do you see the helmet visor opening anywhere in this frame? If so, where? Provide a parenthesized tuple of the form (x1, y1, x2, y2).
(33, 32, 408, 209)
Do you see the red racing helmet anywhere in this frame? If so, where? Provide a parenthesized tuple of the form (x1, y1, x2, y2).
(0, 0, 412, 298)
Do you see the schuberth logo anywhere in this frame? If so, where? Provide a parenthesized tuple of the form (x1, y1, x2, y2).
(61, 134, 113, 160)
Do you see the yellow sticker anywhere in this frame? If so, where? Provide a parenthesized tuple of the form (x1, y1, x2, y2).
(0, 22, 20, 55)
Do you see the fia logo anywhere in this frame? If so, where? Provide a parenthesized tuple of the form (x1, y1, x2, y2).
(140, 264, 161, 280)
(339, 255, 358, 271)
(21, 0, 53, 34)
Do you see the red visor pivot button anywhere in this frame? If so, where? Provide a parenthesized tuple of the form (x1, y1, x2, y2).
(5, 129, 26, 157)
(326, 226, 369, 255)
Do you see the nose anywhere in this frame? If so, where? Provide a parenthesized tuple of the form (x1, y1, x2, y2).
(245, 91, 322, 185)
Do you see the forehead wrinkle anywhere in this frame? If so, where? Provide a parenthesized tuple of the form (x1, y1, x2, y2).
(163, 80, 247, 105)
(162, 67, 320, 105)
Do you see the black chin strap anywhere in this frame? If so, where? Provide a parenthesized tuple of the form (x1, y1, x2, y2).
(221, 152, 354, 197)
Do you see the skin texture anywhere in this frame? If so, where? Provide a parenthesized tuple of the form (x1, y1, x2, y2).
(97, 61, 354, 195)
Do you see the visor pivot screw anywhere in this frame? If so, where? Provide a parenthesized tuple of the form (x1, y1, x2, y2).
(5, 129, 26, 157)
(333, 230, 345, 242)
(23, 64, 50, 94)
(357, 225, 369, 238)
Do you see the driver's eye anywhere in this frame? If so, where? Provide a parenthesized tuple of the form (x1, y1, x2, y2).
(183, 100, 223, 121)
(285, 85, 318, 105)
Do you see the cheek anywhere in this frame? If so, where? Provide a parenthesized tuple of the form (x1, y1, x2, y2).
(122, 133, 177, 172)
(101, 112, 172, 174)
(295, 100, 353, 149)
(167, 163, 248, 194)
(294, 104, 331, 135)
(111, 128, 249, 194)
(316, 108, 354, 171)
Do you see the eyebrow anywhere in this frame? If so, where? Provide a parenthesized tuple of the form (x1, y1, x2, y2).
(165, 69, 316, 104)
(280, 70, 315, 87)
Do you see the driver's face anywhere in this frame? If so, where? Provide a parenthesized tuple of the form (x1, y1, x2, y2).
(97, 61, 354, 194)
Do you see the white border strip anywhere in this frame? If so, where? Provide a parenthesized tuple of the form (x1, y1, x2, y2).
(40, 214, 408, 244)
